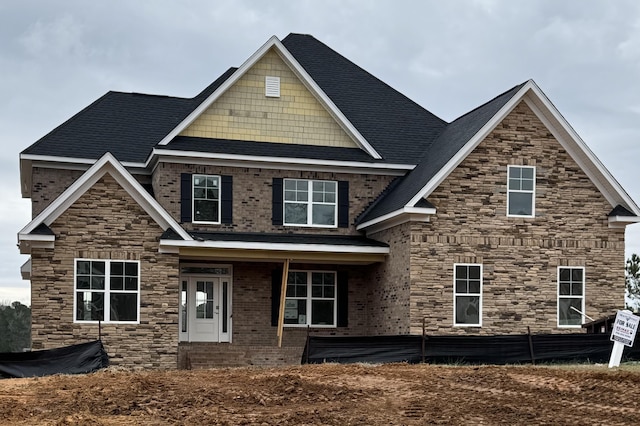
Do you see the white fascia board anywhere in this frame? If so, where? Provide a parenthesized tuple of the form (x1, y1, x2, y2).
(157, 35, 381, 160)
(608, 216, 640, 228)
(406, 82, 533, 207)
(21, 258, 31, 281)
(160, 239, 390, 254)
(152, 149, 413, 175)
(356, 206, 436, 232)
(521, 84, 640, 216)
(17, 233, 55, 242)
(18, 152, 192, 242)
(19, 153, 146, 170)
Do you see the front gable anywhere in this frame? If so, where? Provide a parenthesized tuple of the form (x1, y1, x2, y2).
(18, 153, 191, 254)
(180, 48, 358, 149)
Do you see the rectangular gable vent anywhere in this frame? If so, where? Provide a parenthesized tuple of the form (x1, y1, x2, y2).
(265, 76, 280, 98)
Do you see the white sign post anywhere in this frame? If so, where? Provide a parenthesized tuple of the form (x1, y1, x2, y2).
(609, 310, 639, 368)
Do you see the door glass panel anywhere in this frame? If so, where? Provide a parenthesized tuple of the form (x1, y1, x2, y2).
(196, 281, 215, 319)
(222, 281, 228, 333)
(181, 281, 187, 333)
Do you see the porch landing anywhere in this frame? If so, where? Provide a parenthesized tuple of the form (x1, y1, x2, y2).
(178, 343, 304, 369)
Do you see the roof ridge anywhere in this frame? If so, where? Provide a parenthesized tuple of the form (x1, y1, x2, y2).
(282, 33, 447, 126)
(448, 81, 527, 124)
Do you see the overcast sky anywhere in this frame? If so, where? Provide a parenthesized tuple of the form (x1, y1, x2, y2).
(2, 0, 640, 305)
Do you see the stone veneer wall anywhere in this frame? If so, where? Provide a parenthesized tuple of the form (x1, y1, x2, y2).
(409, 101, 625, 335)
(30, 174, 179, 368)
(152, 163, 395, 235)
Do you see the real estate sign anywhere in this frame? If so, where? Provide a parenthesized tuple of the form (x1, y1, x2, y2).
(610, 310, 639, 347)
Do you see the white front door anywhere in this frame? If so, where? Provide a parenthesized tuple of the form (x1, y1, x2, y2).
(180, 276, 231, 342)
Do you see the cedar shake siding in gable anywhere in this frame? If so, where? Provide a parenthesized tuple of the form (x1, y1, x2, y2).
(409, 101, 624, 335)
(30, 174, 179, 368)
(152, 162, 395, 234)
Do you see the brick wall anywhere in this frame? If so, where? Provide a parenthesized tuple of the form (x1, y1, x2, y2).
(408, 101, 625, 335)
(152, 162, 395, 235)
(31, 167, 84, 217)
(180, 48, 357, 149)
(367, 222, 412, 335)
(30, 174, 179, 368)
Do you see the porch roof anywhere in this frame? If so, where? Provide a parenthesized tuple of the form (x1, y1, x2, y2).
(159, 230, 389, 264)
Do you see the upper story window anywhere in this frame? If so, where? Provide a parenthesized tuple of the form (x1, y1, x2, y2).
(507, 165, 535, 217)
(193, 174, 220, 223)
(285, 270, 336, 327)
(75, 259, 140, 323)
(558, 267, 585, 327)
(284, 179, 337, 227)
(454, 264, 482, 327)
(181, 173, 232, 225)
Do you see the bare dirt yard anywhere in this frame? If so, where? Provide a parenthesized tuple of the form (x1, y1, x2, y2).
(1, 363, 639, 425)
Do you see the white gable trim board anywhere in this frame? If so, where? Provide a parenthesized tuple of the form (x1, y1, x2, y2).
(156, 35, 382, 160)
(406, 80, 640, 218)
(18, 152, 192, 254)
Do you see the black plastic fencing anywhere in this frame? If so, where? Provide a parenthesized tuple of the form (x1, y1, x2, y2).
(302, 333, 640, 365)
(0, 340, 109, 378)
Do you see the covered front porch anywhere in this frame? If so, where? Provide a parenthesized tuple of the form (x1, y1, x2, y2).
(161, 231, 389, 368)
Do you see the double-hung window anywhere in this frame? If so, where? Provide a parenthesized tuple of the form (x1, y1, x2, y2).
(507, 165, 535, 217)
(454, 264, 482, 326)
(558, 267, 585, 327)
(284, 271, 336, 327)
(193, 174, 220, 223)
(75, 259, 140, 323)
(284, 179, 337, 227)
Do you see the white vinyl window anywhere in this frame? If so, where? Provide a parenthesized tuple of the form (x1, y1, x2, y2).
(454, 264, 482, 326)
(558, 267, 585, 327)
(75, 259, 140, 323)
(284, 271, 336, 327)
(507, 165, 535, 217)
(284, 179, 337, 227)
(193, 174, 220, 223)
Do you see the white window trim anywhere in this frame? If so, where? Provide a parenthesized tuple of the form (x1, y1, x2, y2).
(557, 266, 585, 328)
(73, 258, 141, 324)
(283, 178, 338, 228)
(192, 174, 221, 225)
(453, 263, 483, 327)
(284, 270, 337, 328)
(507, 165, 536, 218)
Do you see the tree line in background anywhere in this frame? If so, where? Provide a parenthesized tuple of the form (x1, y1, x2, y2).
(0, 301, 31, 352)
(626, 254, 640, 313)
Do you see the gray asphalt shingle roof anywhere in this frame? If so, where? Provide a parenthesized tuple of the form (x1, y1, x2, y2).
(22, 33, 527, 224)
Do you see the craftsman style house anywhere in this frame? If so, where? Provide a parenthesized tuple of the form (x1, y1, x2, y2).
(18, 34, 640, 368)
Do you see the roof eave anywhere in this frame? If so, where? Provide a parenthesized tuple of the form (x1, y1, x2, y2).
(356, 206, 436, 234)
(608, 216, 640, 228)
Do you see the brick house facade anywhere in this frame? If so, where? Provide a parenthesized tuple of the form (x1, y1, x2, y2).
(18, 34, 639, 368)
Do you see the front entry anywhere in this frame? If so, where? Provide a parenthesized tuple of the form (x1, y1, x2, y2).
(179, 272, 232, 343)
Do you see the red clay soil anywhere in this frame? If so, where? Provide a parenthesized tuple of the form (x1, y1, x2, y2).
(1, 363, 639, 425)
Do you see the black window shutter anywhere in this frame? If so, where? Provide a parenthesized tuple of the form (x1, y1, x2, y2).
(338, 181, 349, 228)
(272, 178, 283, 226)
(180, 173, 192, 223)
(337, 271, 348, 327)
(221, 175, 233, 224)
(271, 268, 283, 326)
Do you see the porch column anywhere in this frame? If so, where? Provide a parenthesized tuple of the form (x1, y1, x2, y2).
(277, 259, 291, 347)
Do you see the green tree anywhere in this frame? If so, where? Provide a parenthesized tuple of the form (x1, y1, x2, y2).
(0, 301, 31, 352)
(625, 254, 640, 312)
